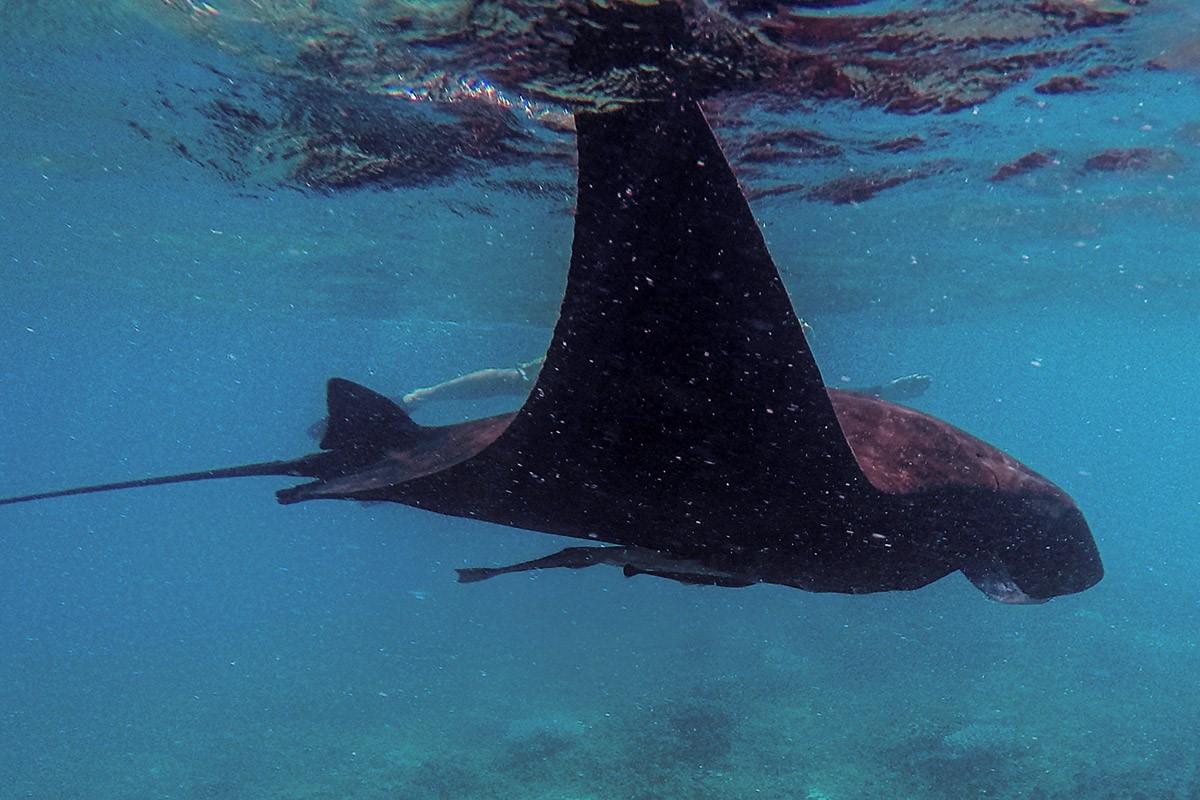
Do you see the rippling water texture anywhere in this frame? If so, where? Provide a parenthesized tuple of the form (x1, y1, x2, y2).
(1, 1, 1198, 798)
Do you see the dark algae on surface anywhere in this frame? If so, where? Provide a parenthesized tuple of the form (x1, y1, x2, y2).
(143, 0, 1141, 192)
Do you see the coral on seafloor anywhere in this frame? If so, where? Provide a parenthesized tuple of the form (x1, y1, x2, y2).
(939, 722, 1025, 760)
(502, 714, 590, 764)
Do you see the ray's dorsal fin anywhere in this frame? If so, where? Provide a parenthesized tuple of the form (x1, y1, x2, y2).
(320, 377, 421, 453)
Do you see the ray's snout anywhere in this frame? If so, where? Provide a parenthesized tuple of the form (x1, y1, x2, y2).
(1006, 501, 1103, 601)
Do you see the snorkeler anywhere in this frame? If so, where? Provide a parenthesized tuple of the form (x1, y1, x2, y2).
(306, 359, 930, 439)
(850, 373, 932, 403)
(401, 358, 547, 410)
(399, 356, 931, 410)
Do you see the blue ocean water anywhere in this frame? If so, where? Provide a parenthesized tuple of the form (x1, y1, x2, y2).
(1, 3, 1198, 799)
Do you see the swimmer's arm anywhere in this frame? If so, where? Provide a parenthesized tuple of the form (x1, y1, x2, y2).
(850, 373, 932, 403)
(402, 357, 545, 410)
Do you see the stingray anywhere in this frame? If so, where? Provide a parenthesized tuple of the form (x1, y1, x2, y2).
(0, 99, 1102, 603)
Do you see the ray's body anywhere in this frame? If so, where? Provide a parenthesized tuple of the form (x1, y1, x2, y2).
(0, 101, 1102, 603)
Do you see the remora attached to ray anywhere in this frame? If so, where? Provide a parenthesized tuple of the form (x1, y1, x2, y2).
(0, 96, 1102, 603)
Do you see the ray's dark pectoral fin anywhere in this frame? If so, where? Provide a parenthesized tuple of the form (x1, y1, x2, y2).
(456, 546, 631, 583)
(477, 97, 870, 531)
